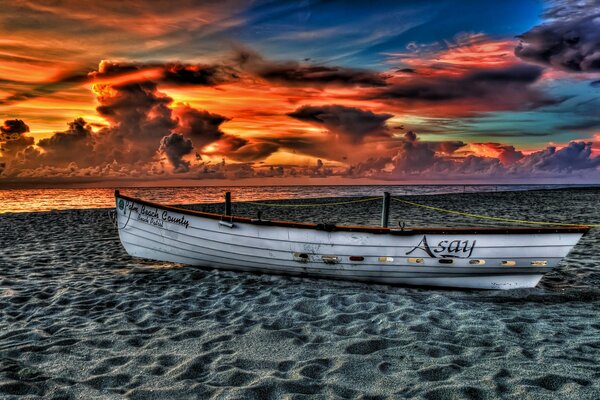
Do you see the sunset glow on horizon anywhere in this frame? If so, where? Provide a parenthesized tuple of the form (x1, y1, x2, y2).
(1, 0, 600, 186)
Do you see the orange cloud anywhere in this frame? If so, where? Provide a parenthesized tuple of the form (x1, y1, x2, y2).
(462, 143, 524, 165)
(385, 34, 519, 78)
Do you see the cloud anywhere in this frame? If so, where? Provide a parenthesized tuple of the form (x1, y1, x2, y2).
(287, 105, 393, 143)
(344, 131, 465, 178)
(1, 119, 30, 141)
(159, 133, 193, 173)
(466, 143, 524, 166)
(557, 117, 600, 132)
(0, 71, 90, 106)
(387, 34, 519, 76)
(91, 60, 239, 87)
(174, 105, 230, 149)
(388, 132, 459, 176)
(515, 2, 600, 72)
(492, 144, 524, 165)
(211, 135, 249, 153)
(36, 118, 95, 166)
(0, 119, 34, 156)
(344, 130, 600, 181)
(262, 136, 334, 159)
(1, 44, 597, 183)
(162, 63, 239, 86)
(369, 65, 558, 111)
(94, 80, 178, 164)
(519, 141, 600, 173)
(347, 156, 393, 178)
(1, 119, 96, 177)
(1, 79, 239, 176)
(456, 155, 504, 176)
(1, 70, 288, 178)
(227, 142, 280, 162)
(235, 47, 388, 87)
(91, 50, 389, 90)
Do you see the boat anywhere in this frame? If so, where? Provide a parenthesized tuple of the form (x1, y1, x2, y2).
(113, 190, 589, 290)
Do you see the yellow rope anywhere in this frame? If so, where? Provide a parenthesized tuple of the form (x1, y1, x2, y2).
(239, 194, 595, 227)
(392, 197, 597, 227)
(246, 197, 381, 208)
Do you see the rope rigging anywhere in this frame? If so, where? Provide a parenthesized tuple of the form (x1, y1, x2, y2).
(246, 197, 381, 208)
(237, 195, 597, 227)
(390, 197, 598, 227)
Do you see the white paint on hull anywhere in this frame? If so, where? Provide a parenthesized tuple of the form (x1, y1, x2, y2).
(115, 195, 584, 290)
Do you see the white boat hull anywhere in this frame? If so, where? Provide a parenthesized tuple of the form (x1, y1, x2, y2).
(114, 193, 587, 290)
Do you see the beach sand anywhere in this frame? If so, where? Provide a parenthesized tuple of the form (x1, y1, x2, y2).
(1, 189, 599, 399)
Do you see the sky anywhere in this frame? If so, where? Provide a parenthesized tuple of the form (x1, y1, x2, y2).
(1, 0, 600, 186)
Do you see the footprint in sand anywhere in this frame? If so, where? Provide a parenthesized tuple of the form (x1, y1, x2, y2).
(345, 338, 395, 355)
(417, 364, 462, 382)
(524, 374, 591, 391)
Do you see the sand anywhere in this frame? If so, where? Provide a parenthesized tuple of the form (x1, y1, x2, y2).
(1, 188, 599, 399)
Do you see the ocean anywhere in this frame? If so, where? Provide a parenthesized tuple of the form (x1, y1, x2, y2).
(1, 187, 599, 398)
(0, 184, 591, 214)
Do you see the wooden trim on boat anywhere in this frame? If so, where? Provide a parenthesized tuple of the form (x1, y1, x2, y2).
(115, 190, 591, 235)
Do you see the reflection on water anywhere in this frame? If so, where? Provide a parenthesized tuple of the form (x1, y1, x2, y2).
(0, 184, 593, 213)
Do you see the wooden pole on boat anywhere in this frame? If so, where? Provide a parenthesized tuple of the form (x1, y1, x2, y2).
(381, 192, 390, 228)
(225, 191, 232, 216)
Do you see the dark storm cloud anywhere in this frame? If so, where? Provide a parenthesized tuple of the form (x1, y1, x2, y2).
(1, 119, 30, 140)
(92, 61, 239, 86)
(159, 133, 193, 173)
(1, 80, 240, 175)
(258, 64, 388, 87)
(36, 118, 95, 166)
(347, 156, 392, 177)
(371, 65, 556, 108)
(93, 48, 390, 90)
(37, 118, 92, 150)
(1, 76, 289, 175)
(287, 105, 393, 143)
(389, 135, 455, 175)
(343, 131, 466, 178)
(263, 136, 333, 159)
(96, 81, 174, 124)
(162, 63, 239, 86)
(0, 134, 35, 154)
(175, 105, 230, 149)
(235, 48, 388, 87)
(515, 1, 600, 72)
(95, 80, 178, 164)
(215, 135, 249, 153)
(228, 142, 279, 162)
(0, 119, 34, 157)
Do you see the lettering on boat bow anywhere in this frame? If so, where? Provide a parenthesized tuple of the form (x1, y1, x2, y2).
(406, 235, 476, 258)
(127, 203, 190, 229)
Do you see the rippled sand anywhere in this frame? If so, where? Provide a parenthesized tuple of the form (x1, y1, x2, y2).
(1, 189, 599, 399)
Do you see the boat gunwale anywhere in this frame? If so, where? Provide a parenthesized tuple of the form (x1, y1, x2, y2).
(115, 190, 591, 235)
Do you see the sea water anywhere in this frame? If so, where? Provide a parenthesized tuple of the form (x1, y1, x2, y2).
(0, 184, 592, 213)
